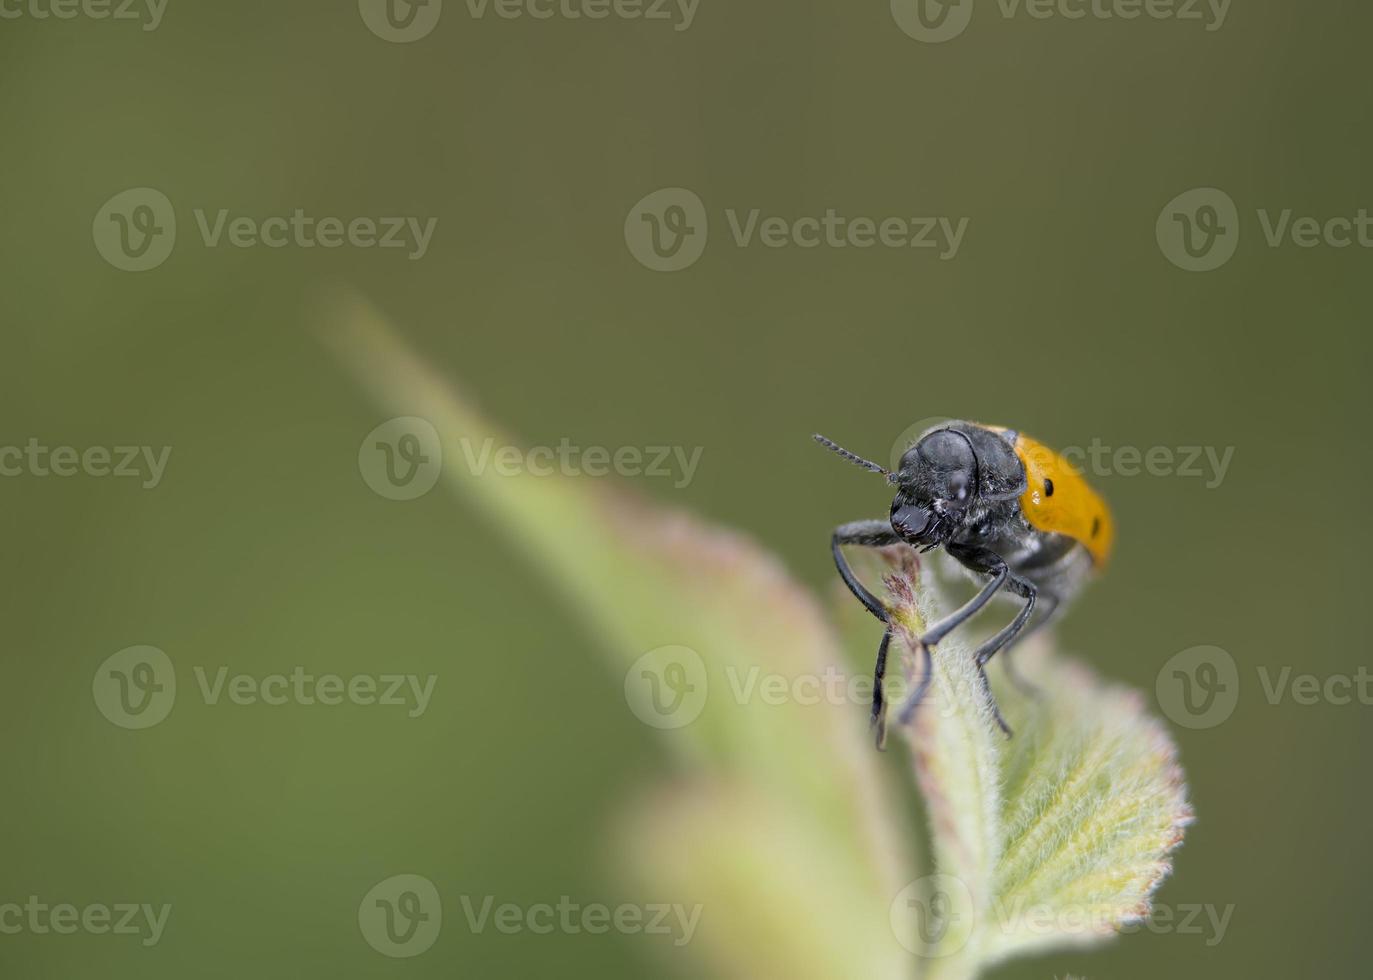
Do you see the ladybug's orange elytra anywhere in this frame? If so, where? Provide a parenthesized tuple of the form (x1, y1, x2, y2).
(996, 430, 1114, 567)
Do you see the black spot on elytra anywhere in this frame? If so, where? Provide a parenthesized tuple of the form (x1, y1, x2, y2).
(1043, 478, 1054, 497)
(1091, 516, 1101, 537)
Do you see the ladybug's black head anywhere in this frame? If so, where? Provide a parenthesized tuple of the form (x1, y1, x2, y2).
(888, 428, 979, 548)
(816, 425, 1027, 555)
(812, 429, 981, 550)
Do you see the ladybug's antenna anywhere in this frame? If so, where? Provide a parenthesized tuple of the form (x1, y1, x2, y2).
(813, 434, 896, 483)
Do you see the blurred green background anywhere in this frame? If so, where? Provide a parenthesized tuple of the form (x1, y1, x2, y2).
(1, 1, 1369, 977)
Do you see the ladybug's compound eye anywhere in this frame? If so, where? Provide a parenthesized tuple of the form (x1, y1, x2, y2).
(907, 428, 979, 507)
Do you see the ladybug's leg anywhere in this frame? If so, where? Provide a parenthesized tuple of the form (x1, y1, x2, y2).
(895, 641, 935, 734)
(895, 544, 1011, 727)
(831, 520, 902, 744)
(998, 594, 1059, 698)
(972, 578, 1038, 736)
(921, 543, 1011, 646)
(831, 520, 900, 621)
(870, 628, 892, 746)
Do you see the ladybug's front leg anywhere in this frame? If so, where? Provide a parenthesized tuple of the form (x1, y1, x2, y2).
(830, 520, 903, 745)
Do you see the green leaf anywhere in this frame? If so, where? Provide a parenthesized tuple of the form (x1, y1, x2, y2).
(882, 556, 1193, 978)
